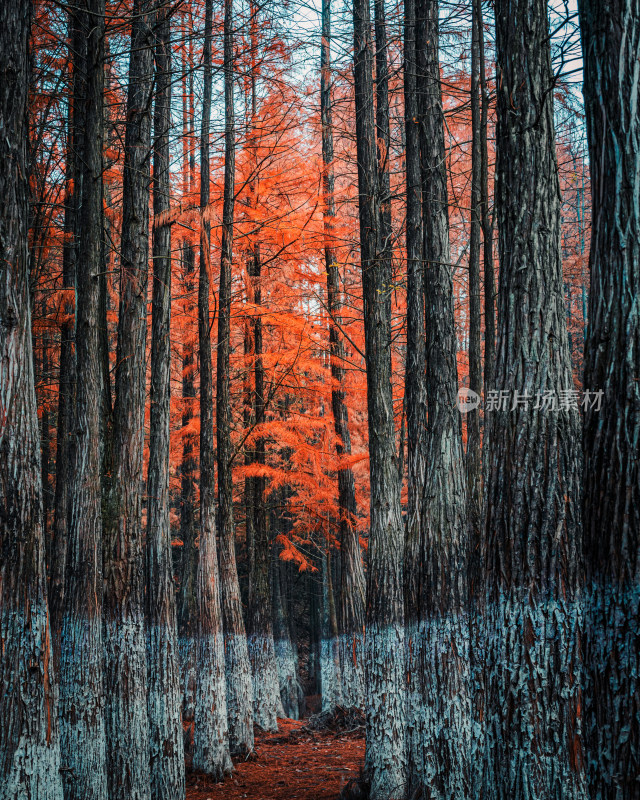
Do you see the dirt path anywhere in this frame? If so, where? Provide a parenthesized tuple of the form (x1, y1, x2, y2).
(186, 719, 364, 800)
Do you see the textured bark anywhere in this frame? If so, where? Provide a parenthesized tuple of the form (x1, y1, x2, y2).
(579, 3, 640, 797)
(352, 0, 406, 792)
(272, 519, 302, 719)
(102, 2, 154, 797)
(482, 2, 586, 798)
(0, 0, 63, 794)
(178, 241, 198, 729)
(57, 2, 108, 798)
(374, 0, 392, 273)
(49, 8, 82, 668)
(402, 0, 426, 766)
(193, 0, 232, 775)
(320, 548, 343, 712)
(216, 0, 254, 756)
(146, 9, 185, 800)
(466, 0, 482, 534)
(405, 2, 471, 796)
(321, 0, 365, 710)
(247, 244, 284, 730)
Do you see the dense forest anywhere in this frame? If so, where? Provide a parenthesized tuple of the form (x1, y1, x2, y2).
(0, 0, 638, 799)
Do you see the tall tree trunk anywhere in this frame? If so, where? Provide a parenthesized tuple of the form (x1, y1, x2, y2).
(321, 0, 365, 710)
(0, 0, 63, 794)
(58, 2, 108, 798)
(482, 1, 585, 797)
(479, 0, 495, 393)
(177, 35, 198, 734)
(406, 1, 471, 796)
(247, 245, 285, 731)
(50, 8, 82, 666)
(466, 0, 482, 534)
(216, 0, 254, 756)
(146, 8, 185, 800)
(579, 3, 640, 798)
(103, 1, 154, 796)
(402, 0, 427, 780)
(193, 0, 232, 775)
(352, 0, 406, 792)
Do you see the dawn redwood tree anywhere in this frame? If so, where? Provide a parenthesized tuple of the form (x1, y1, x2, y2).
(482, 1, 585, 797)
(0, 0, 63, 794)
(402, 0, 426, 782)
(216, 0, 255, 756)
(352, 0, 406, 792)
(102, 0, 154, 796)
(579, 3, 640, 797)
(320, 0, 366, 709)
(50, 11, 81, 652)
(146, 7, 185, 799)
(405, 0, 471, 796)
(320, 546, 343, 711)
(58, 2, 108, 798)
(193, 0, 232, 775)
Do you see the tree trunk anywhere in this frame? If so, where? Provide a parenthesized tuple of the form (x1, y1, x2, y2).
(0, 0, 63, 794)
(321, 0, 365, 711)
(193, 0, 233, 777)
(579, 3, 640, 797)
(402, 0, 427, 782)
(178, 239, 198, 734)
(405, 1, 471, 796)
(50, 6, 82, 668)
(102, 2, 154, 796)
(482, 1, 585, 797)
(146, 8, 185, 799)
(320, 547, 343, 711)
(374, 0, 392, 272)
(216, 0, 254, 756)
(57, 2, 108, 798)
(352, 0, 406, 792)
(247, 245, 284, 731)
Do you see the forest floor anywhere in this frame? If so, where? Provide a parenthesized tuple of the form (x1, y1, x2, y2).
(186, 712, 365, 800)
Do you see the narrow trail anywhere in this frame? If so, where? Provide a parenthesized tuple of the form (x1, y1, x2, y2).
(186, 718, 364, 800)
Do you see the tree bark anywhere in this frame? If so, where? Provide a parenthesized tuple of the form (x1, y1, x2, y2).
(0, 0, 64, 794)
(321, 0, 365, 710)
(482, 1, 586, 797)
(405, 1, 471, 796)
(146, 8, 185, 799)
(352, 0, 406, 792)
(102, 2, 154, 797)
(216, 0, 254, 756)
(579, 3, 640, 797)
(57, 3, 108, 798)
(193, 0, 232, 776)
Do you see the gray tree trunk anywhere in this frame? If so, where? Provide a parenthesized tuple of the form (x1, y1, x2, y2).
(57, 2, 108, 798)
(579, 2, 640, 797)
(102, 2, 154, 797)
(482, 1, 586, 797)
(216, 0, 254, 756)
(146, 8, 185, 799)
(352, 0, 407, 792)
(193, 0, 233, 777)
(0, 0, 64, 794)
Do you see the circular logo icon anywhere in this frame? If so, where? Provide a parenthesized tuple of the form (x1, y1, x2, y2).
(457, 387, 480, 413)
